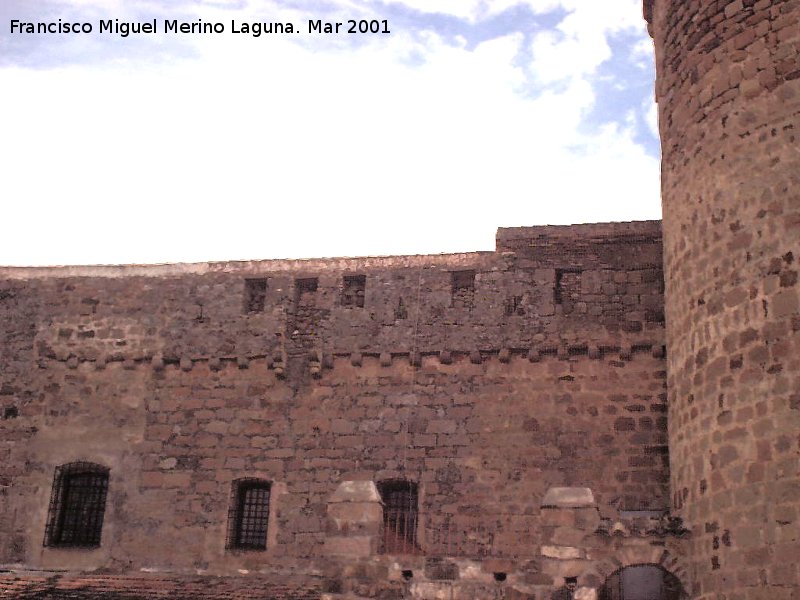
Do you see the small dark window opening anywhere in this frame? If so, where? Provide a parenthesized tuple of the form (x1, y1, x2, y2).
(494, 572, 507, 582)
(395, 298, 408, 320)
(227, 479, 271, 550)
(3, 406, 18, 419)
(44, 462, 109, 548)
(341, 275, 366, 308)
(295, 277, 318, 304)
(554, 270, 565, 304)
(244, 279, 268, 314)
(504, 295, 524, 316)
(451, 270, 476, 309)
(378, 479, 419, 554)
(555, 269, 581, 309)
(402, 570, 414, 580)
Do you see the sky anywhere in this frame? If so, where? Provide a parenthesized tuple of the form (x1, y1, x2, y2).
(0, 0, 659, 266)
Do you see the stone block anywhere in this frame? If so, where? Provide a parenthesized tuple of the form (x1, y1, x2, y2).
(551, 526, 588, 547)
(541, 545, 585, 560)
(523, 572, 553, 585)
(326, 517, 381, 537)
(540, 508, 577, 527)
(575, 587, 597, 600)
(541, 487, 596, 508)
(329, 480, 380, 503)
(424, 558, 459, 581)
(541, 558, 591, 579)
(323, 535, 375, 557)
(409, 582, 450, 600)
(328, 501, 383, 525)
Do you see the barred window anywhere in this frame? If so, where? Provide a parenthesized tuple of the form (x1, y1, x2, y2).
(227, 479, 271, 550)
(44, 462, 110, 548)
(378, 479, 419, 554)
(295, 277, 318, 300)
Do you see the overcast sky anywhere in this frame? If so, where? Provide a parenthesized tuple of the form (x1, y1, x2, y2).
(0, 0, 659, 266)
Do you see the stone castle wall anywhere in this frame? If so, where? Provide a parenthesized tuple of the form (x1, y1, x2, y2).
(0, 222, 680, 597)
(647, 0, 800, 597)
(2, 0, 798, 594)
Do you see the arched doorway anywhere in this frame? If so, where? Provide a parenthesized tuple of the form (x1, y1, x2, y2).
(598, 565, 684, 600)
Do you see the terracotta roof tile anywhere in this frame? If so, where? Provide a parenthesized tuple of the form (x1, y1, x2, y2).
(0, 573, 322, 599)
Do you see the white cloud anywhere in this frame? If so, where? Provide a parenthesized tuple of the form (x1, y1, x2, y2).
(0, 0, 658, 266)
(528, 0, 646, 83)
(530, 28, 610, 84)
(631, 36, 654, 66)
(385, 0, 643, 30)
(382, 0, 569, 23)
(385, 0, 483, 20)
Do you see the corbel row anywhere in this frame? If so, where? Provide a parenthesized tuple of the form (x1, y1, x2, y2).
(43, 341, 667, 374)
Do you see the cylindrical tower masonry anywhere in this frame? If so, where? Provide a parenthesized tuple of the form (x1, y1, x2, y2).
(646, 0, 800, 598)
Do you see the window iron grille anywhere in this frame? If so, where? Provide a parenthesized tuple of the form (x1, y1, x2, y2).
(451, 270, 476, 291)
(378, 480, 419, 555)
(43, 462, 110, 548)
(295, 277, 318, 295)
(227, 479, 271, 550)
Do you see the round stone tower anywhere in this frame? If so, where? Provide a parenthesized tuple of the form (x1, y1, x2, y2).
(645, 1, 800, 598)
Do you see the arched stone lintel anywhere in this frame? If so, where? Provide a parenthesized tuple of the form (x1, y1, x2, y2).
(594, 546, 689, 598)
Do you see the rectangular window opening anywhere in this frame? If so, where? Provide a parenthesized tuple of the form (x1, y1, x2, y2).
(395, 297, 408, 320)
(44, 462, 109, 548)
(244, 278, 268, 314)
(341, 274, 366, 308)
(451, 270, 476, 309)
(504, 295, 524, 316)
(378, 480, 419, 555)
(555, 269, 581, 308)
(294, 277, 319, 304)
(227, 479, 271, 551)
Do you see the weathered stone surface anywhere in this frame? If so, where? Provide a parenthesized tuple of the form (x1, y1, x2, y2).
(424, 558, 459, 581)
(550, 526, 588, 547)
(541, 545, 585, 560)
(648, 0, 800, 596)
(575, 587, 597, 600)
(329, 481, 381, 504)
(322, 536, 375, 557)
(0, 222, 672, 583)
(541, 488, 596, 509)
(328, 502, 383, 524)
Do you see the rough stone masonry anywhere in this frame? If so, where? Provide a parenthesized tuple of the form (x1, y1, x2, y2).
(1, 0, 800, 597)
(0, 222, 687, 599)
(646, 0, 800, 598)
